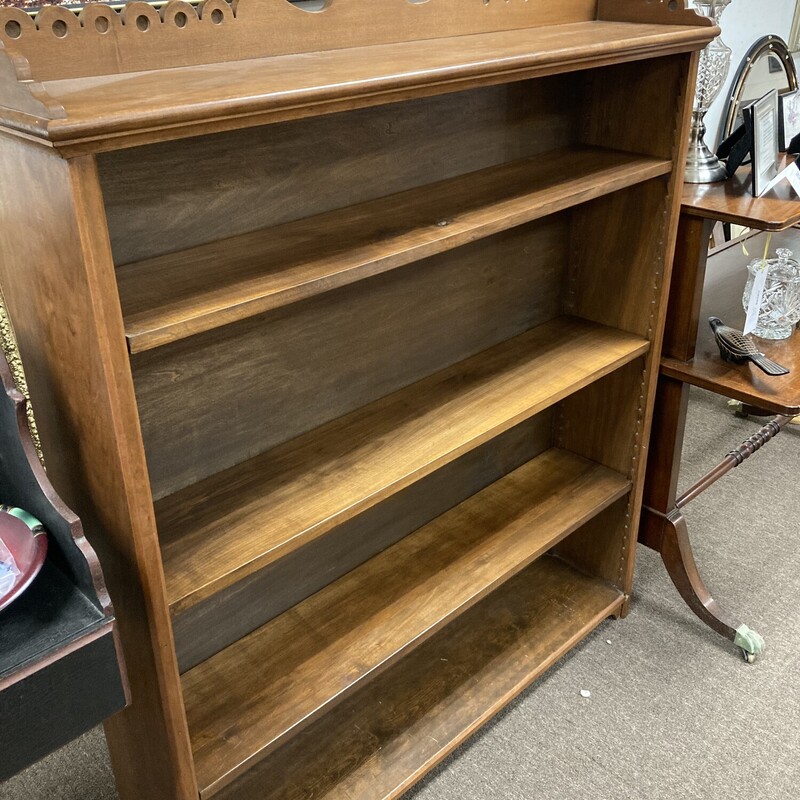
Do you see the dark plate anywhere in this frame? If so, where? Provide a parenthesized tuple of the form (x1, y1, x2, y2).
(0, 506, 48, 612)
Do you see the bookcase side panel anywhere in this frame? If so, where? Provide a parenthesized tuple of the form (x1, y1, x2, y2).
(557, 51, 700, 597)
(0, 134, 196, 800)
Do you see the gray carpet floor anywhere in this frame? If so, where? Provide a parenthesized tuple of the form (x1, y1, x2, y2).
(2, 387, 798, 800)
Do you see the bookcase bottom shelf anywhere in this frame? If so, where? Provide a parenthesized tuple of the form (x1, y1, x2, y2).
(182, 447, 628, 796)
(215, 555, 623, 800)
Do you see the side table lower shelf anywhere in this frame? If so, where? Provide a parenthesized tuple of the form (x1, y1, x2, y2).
(662, 228, 800, 416)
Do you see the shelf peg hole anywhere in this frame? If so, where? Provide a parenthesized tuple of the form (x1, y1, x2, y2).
(4, 20, 21, 38)
(211, 8, 224, 23)
(175, 11, 188, 27)
(95, 16, 110, 33)
(52, 19, 68, 38)
(136, 15, 150, 31)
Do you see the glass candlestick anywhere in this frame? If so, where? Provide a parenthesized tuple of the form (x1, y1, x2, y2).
(685, 0, 733, 183)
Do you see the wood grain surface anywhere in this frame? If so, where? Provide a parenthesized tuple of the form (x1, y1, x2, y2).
(118, 147, 669, 352)
(599, 0, 715, 27)
(0, 0, 599, 81)
(0, 20, 714, 152)
(662, 215, 716, 362)
(557, 51, 699, 603)
(569, 178, 672, 337)
(554, 360, 644, 586)
(0, 134, 196, 799)
(172, 415, 553, 673)
(683, 157, 800, 231)
(182, 449, 629, 797)
(157, 316, 648, 615)
(582, 55, 689, 163)
(212, 554, 623, 800)
(100, 78, 578, 266)
(615, 49, 701, 604)
(0, 3, 713, 796)
(133, 219, 568, 499)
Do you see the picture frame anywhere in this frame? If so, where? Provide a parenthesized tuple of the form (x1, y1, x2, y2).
(744, 89, 780, 197)
(779, 89, 800, 152)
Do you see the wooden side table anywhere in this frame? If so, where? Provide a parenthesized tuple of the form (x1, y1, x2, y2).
(640, 166, 800, 661)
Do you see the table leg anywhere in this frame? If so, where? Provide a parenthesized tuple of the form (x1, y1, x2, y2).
(648, 506, 746, 646)
(640, 375, 775, 661)
(641, 207, 766, 660)
(639, 376, 741, 646)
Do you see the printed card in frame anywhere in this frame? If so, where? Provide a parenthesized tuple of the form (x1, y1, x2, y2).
(745, 89, 780, 197)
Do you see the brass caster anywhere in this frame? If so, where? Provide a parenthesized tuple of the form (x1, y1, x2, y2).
(741, 649, 757, 664)
(727, 399, 747, 419)
(734, 625, 764, 664)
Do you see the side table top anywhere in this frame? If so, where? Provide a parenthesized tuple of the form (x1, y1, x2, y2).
(662, 229, 800, 415)
(682, 157, 800, 231)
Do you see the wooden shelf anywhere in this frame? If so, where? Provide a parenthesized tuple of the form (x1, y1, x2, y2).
(212, 556, 621, 800)
(158, 316, 648, 614)
(182, 448, 628, 797)
(5, 20, 713, 153)
(118, 146, 670, 353)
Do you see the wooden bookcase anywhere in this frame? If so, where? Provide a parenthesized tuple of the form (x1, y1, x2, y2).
(0, 2, 713, 798)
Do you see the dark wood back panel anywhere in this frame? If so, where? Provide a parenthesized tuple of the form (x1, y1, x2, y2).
(98, 76, 581, 265)
(133, 218, 568, 499)
(581, 55, 689, 162)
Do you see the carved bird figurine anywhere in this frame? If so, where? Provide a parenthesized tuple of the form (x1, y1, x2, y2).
(708, 317, 790, 376)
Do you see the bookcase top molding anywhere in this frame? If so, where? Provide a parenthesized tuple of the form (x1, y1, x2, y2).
(0, 0, 710, 81)
(0, 0, 713, 154)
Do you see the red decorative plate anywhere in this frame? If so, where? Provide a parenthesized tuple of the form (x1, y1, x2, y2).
(0, 505, 47, 612)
